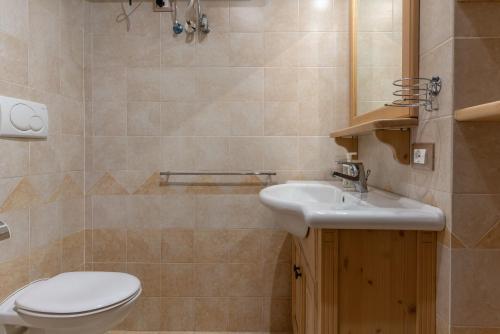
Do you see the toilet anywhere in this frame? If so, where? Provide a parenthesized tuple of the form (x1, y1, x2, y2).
(0, 272, 141, 334)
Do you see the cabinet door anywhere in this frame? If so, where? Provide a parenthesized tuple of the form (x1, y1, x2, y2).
(304, 262, 316, 334)
(292, 240, 305, 334)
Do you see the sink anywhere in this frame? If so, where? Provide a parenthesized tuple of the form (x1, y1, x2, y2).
(259, 181, 445, 238)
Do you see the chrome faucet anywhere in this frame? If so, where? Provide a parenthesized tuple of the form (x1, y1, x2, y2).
(332, 161, 371, 193)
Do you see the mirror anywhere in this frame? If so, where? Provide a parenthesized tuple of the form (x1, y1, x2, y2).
(350, 0, 419, 124)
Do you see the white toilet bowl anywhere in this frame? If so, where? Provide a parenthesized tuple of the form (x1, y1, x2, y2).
(0, 272, 141, 334)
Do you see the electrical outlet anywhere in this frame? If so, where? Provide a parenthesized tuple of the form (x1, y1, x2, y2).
(412, 143, 435, 171)
(414, 149, 427, 164)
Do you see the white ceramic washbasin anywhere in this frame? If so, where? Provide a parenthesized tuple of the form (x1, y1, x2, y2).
(259, 181, 445, 238)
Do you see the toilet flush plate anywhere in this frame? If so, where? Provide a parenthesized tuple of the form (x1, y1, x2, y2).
(0, 96, 48, 138)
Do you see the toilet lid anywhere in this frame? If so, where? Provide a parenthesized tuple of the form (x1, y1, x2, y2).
(15, 272, 141, 315)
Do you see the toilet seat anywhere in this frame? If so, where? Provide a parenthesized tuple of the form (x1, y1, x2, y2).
(14, 272, 141, 317)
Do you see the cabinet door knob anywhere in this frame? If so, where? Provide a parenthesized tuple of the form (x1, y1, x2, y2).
(293, 265, 302, 279)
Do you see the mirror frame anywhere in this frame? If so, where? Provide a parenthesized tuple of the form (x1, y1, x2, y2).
(350, 0, 420, 125)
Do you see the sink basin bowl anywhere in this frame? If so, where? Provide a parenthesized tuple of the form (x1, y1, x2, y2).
(259, 181, 445, 238)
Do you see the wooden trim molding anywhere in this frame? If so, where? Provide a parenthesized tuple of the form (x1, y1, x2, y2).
(350, 0, 420, 125)
(416, 231, 437, 334)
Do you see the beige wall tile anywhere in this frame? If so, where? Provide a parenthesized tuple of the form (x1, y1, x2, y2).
(92, 66, 127, 102)
(0, 256, 29, 301)
(197, 67, 264, 102)
(262, 261, 291, 297)
(93, 101, 127, 136)
(0, 140, 29, 178)
(194, 297, 229, 331)
(193, 263, 230, 297)
(0, 0, 29, 41)
(126, 35, 161, 67)
(262, 297, 292, 332)
(160, 297, 195, 331)
(127, 102, 161, 136)
(263, 0, 299, 32)
(126, 263, 161, 297)
(455, 3, 500, 38)
(161, 263, 194, 297)
(229, 0, 265, 33)
(161, 195, 196, 229)
(29, 241, 62, 281)
(161, 229, 194, 263)
(127, 229, 161, 263)
(227, 297, 263, 331)
(262, 137, 299, 170)
(92, 229, 126, 262)
(0, 32, 28, 85)
(228, 263, 263, 296)
(93, 34, 127, 67)
(92, 136, 127, 171)
(60, 197, 85, 236)
(92, 196, 128, 229)
(451, 249, 500, 327)
(454, 38, 500, 110)
(161, 32, 196, 67)
(0, 209, 29, 263)
(226, 229, 261, 263)
(127, 137, 162, 171)
(196, 32, 231, 66)
(127, 195, 162, 229)
(62, 231, 84, 271)
(453, 194, 500, 248)
(454, 123, 500, 194)
(264, 102, 299, 136)
(119, 297, 161, 331)
(299, 136, 337, 171)
(30, 202, 61, 249)
(264, 32, 300, 67)
(161, 67, 197, 102)
(193, 230, 229, 262)
(127, 67, 162, 102)
(264, 68, 298, 101)
(419, 40, 454, 120)
(229, 32, 265, 66)
(299, 0, 335, 32)
(228, 137, 264, 171)
(298, 32, 347, 67)
(420, 0, 453, 55)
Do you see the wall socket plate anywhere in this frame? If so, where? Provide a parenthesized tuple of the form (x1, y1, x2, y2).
(411, 143, 435, 171)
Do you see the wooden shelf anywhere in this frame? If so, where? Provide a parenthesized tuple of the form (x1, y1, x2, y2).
(330, 118, 418, 165)
(330, 118, 418, 138)
(455, 101, 500, 122)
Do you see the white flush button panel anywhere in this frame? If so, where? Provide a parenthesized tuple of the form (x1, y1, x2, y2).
(0, 96, 48, 138)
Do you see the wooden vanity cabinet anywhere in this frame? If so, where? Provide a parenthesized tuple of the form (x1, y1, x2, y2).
(291, 229, 436, 334)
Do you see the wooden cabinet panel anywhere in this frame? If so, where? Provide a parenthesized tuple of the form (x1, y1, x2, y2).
(292, 229, 436, 334)
(338, 230, 418, 334)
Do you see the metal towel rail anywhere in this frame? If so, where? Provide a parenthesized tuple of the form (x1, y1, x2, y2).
(160, 171, 276, 185)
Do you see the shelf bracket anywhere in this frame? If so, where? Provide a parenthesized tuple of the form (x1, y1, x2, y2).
(374, 129, 411, 165)
(334, 137, 358, 160)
